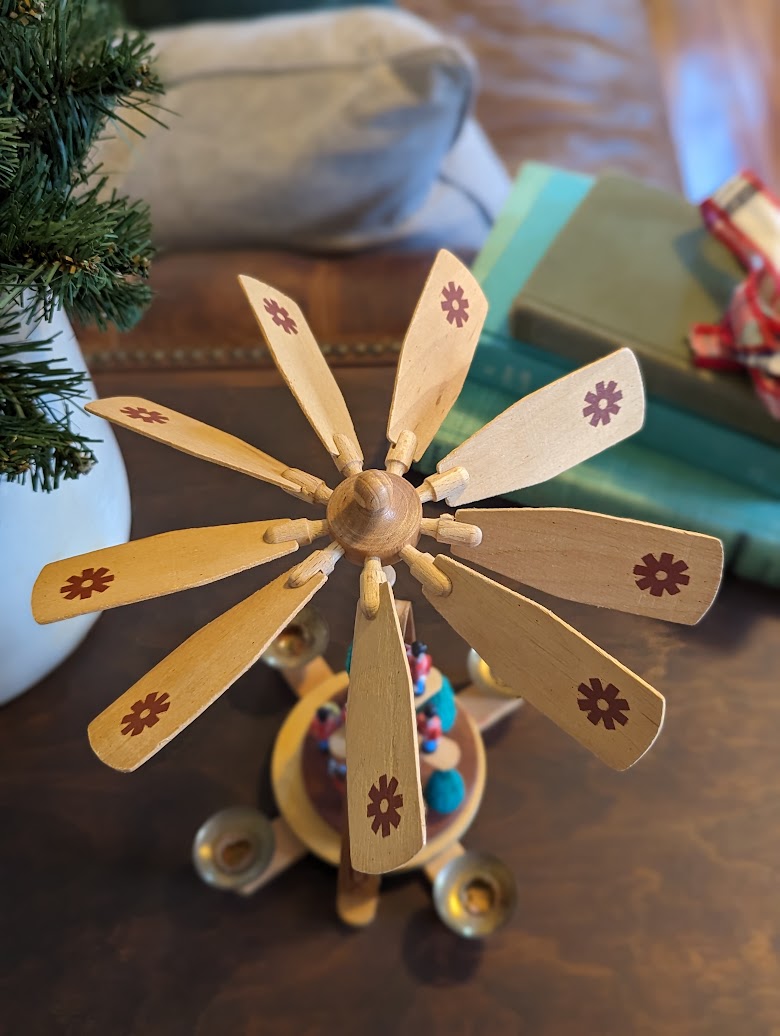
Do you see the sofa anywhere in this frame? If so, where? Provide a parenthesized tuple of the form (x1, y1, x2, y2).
(79, 0, 680, 370)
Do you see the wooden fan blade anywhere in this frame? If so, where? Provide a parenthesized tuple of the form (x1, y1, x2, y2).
(86, 397, 301, 494)
(32, 520, 301, 624)
(386, 250, 487, 460)
(437, 348, 644, 505)
(423, 558, 665, 771)
(88, 567, 326, 772)
(346, 580, 425, 874)
(239, 275, 362, 468)
(454, 508, 724, 625)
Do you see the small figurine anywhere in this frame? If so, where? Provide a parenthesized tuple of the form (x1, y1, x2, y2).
(309, 702, 342, 751)
(327, 756, 347, 792)
(417, 703, 442, 754)
(407, 640, 432, 697)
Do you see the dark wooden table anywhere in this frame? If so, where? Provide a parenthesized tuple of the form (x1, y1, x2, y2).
(2, 366, 779, 1036)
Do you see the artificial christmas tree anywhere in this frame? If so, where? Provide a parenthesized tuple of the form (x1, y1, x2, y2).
(0, 0, 162, 489)
(0, 0, 163, 702)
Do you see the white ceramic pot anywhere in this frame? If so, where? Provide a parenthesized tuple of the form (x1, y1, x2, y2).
(0, 305, 131, 704)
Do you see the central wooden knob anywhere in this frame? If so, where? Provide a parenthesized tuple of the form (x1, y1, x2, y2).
(326, 469, 422, 565)
(352, 471, 392, 515)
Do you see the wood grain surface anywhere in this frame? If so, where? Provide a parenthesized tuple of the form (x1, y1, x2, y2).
(88, 568, 327, 773)
(87, 396, 302, 494)
(422, 558, 665, 772)
(240, 275, 362, 467)
(386, 250, 487, 461)
(438, 349, 645, 505)
(453, 507, 724, 625)
(32, 520, 300, 623)
(2, 366, 779, 1035)
(346, 581, 425, 873)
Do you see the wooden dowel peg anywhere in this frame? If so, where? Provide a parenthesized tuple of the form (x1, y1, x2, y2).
(287, 541, 344, 587)
(360, 557, 385, 619)
(264, 518, 330, 545)
(385, 429, 418, 475)
(333, 433, 364, 477)
(337, 800, 381, 927)
(416, 466, 470, 504)
(420, 515, 482, 548)
(399, 545, 452, 597)
(282, 468, 333, 505)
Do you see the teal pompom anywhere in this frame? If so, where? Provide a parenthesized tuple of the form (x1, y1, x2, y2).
(345, 642, 353, 674)
(425, 768, 465, 814)
(424, 675, 457, 732)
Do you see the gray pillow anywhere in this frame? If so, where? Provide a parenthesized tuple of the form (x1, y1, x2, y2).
(94, 7, 509, 250)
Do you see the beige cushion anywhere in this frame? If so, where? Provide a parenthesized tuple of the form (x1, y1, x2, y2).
(94, 7, 509, 250)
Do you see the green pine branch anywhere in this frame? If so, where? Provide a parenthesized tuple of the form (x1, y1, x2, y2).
(0, 0, 164, 490)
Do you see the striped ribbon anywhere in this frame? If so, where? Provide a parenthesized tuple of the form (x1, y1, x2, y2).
(689, 171, 780, 419)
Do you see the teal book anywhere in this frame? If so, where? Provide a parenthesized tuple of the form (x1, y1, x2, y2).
(423, 381, 780, 588)
(468, 335, 780, 501)
(479, 164, 593, 337)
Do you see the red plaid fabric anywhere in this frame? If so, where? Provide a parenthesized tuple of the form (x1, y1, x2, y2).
(689, 171, 780, 419)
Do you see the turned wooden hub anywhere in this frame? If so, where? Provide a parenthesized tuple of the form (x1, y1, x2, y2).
(326, 470, 422, 565)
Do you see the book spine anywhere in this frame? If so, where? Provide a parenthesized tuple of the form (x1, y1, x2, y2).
(469, 335, 780, 500)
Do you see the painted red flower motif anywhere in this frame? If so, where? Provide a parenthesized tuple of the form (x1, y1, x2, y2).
(59, 566, 114, 601)
(582, 380, 623, 426)
(366, 774, 403, 837)
(263, 297, 298, 335)
(578, 678, 630, 729)
(634, 552, 690, 596)
(119, 406, 168, 424)
(440, 281, 470, 328)
(121, 691, 171, 737)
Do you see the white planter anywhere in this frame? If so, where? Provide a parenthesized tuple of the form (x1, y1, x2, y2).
(0, 305, 131, 704)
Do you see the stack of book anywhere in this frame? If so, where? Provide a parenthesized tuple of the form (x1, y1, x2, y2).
(418, 163, 780, 588)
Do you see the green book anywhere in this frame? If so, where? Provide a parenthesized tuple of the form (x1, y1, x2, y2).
(510, 174, 780, 447)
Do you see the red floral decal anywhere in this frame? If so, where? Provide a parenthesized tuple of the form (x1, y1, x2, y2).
(578, 678, 630, 729)
(634, 552, 690, 596)
(59, 566, 114, 601)
(119, 406, 168, 424)
(263, 297, 298, 335)
(121, 691, 170, 737)
(366, 774, 403, 837)
(582, 380, 623, 426)
(440, 281, 470, 328)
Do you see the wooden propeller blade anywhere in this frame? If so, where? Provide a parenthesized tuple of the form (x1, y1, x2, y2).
(437, 348, 645, 505)
(386, 249, 487, 460)
(423, 558, 665, 771)
(346, 580, 425, 874)
(239, 275, 362, 468)
(32, 520, 301, 624)
(88, 567, 326, 772)
(454, 508, 724, 625)
(86, 397, 301, 494)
